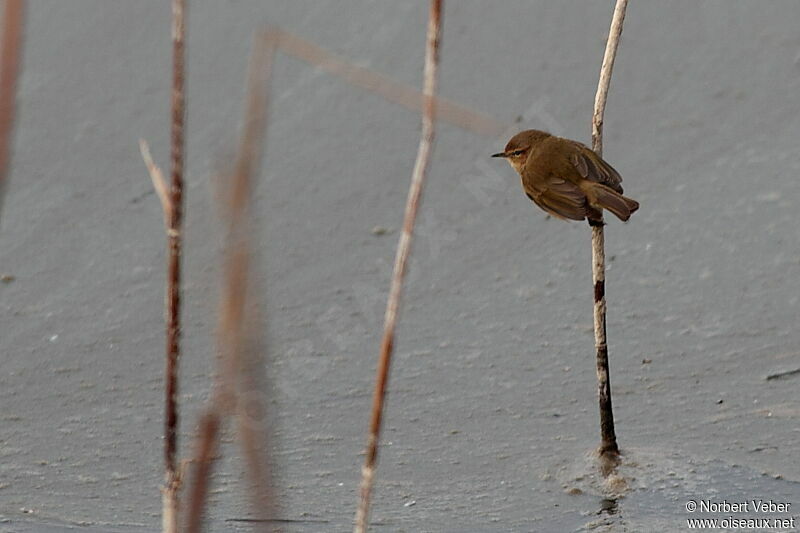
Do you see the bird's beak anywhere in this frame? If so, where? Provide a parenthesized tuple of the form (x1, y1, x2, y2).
(491, 152, 507, 158)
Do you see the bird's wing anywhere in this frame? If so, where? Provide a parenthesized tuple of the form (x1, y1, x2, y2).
(568, 141, 624, 193)
(523, 173, 586, 221)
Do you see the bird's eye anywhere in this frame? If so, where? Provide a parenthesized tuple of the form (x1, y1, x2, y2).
(512, 150, 525, 156)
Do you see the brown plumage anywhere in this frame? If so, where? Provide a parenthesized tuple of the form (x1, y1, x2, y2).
(492, 129, 639, 224)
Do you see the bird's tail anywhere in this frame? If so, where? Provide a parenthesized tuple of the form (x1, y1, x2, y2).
(588, 183, 639, 222)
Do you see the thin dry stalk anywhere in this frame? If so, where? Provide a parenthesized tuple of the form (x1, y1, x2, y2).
(183, 31, 277, 533)
(269, 28, 504, 136)
(590, 0, 628, 459)
(354, 2, 443, 532)
(230, 31, 278, 528)
(184, 410, 221, 533)
(163, 0, 187, 531)
(0, 0, 24, 226)
(139, 139, 171, 225)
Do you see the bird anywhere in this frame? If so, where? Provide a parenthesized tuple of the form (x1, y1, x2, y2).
(492, 129, 638, 225)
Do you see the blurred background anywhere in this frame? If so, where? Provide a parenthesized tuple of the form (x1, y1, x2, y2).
(1, 1, 799, 531)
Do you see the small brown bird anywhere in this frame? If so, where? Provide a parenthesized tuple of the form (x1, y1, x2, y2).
(492, 130, 638, 225)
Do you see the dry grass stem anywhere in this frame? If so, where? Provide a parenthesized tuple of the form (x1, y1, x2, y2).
(183, 30, 277, 532)
(592, 0, 628, 155)
(139, 139, 172, 225)
(354, 2, 443, 532)
(136, 2, 186, 529)
(185, 410, 221, 533)
(590, 0, 628, 459)
(0, 0, 24, 226)
(227, 33, 278, 526)
(162, 1, 187, 531)
(268, 27, 504, 137)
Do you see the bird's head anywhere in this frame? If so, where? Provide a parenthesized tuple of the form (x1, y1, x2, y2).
(491, 129, 550, 173)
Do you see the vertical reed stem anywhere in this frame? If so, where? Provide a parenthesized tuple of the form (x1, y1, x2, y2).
(163, 0, 186, 531)
(184, 410, 220, 533)
(183, 30, 276, 533)
(590, 0, 628, 458)
(354, 2, 443, 532)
